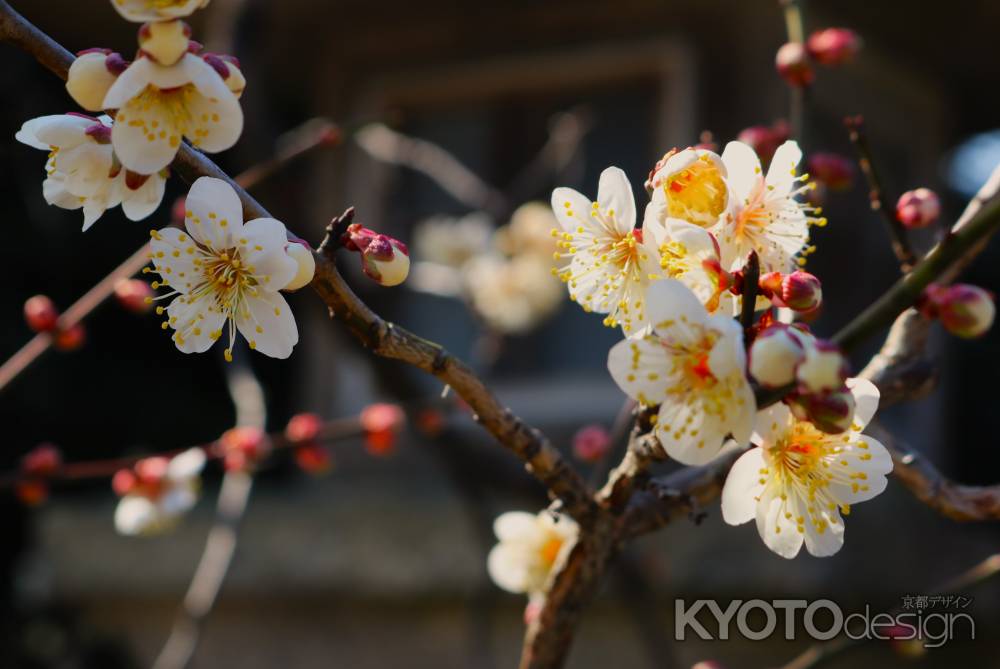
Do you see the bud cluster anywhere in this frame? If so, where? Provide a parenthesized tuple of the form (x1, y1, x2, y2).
(776, 27, 862, 87)
(23, 295, 86, 352)
(215, 426, 271, 472)
(359, 403, 406, 456)
(15, 443, 63, 506)
(285, 412, 332, 475)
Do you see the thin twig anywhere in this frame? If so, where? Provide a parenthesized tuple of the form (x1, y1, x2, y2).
(844, 115, 916, 270)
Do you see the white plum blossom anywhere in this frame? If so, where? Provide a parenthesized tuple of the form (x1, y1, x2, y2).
(646, 148, 730, 228)
(114, 447, 206, 536)
(111, 0, 211, 22)
(721, 378, 892, 558)
(103, 52, 243, 174)
(487, 510, 578, 598)
(16, 114, 166, 229)
(148, 177, 300, 360)
(646, 217, 731, 313)
(464, 253, 563, 334)
(715, 140, 819, 273)
(551, 167, 664, 334)
(607, 279, 756, 465)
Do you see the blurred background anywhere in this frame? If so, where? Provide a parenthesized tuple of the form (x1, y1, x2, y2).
(1, 0, 999, 667)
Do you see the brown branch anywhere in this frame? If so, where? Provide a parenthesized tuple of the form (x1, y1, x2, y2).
(844, 115, 917, 271)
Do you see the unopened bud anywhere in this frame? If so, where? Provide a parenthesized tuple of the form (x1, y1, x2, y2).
(285, 412, 323, 442)
(790, 388, 856, 434)
(775, 42, 814, 87)
(294, 442, 333, 475)
(202, 53, 245, 98)
(135, 456, 169, 487)
(806, 28, 862, 66)
(896, 188, 940, 229)
(360, 403, 405, 456)
(218, 426, 270, 472)
(112, 468, 138, 496)
(54, 323, 86, 351)
(67, 50, 124, 112)
(415, 408, 446, 437)
(114, 279, 155, 313)
(283, 242, 316, 291)
(736, 121, 789, 165)
(343, 223, 410, 287)
(796, 342, 848, 394)
(749, 326, 807, 388)
(807, 152, 854, 191)
(24, 295, 59, 333)
(15, 480, 49, 506)
(779, 270, 822, 311)
(138, 20, 191, 66)
(922, 283, 995, 339)
(572, 424, 612, 463)
(22, 443, 62, 478)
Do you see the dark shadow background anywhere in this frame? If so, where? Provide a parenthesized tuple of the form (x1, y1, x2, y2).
(1, 1, 998, 667)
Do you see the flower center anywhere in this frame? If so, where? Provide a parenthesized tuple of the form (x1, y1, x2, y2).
(663, 155, 727, 225)
(538, 536, 564, 567)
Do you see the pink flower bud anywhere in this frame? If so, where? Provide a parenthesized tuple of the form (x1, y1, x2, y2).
(895, 188, 940, 229)
(572, 424, 612, 462)
(202, 53, 246, 98)
(779, 270, 823, 311)
(796, 341, 848, 394)
(775, 42, 815, 87)
(54, 323, 86, 352)
(218, 426, 270, 472)
(294, 443, 333, 475)
(285, 412, 323, 443)
(114, 279, 155, 313)
(22, 443, 62, 478)
(749, 326, 807, 388)
(343, 223, 410, 287)
(736, 121, 789, 165)
(788, 388, 856, 434)
(112, 469, 138, 496)
(135, 456, 169, 488)
(24, 295, 59, 333)
(360, 403, 405, 456)
(806, 152, 855, 191)
(806, 28, 862, 66)
(922, 284, 995, 338)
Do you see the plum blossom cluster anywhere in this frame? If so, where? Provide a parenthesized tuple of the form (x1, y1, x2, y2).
(16, 0, 243, 228)
(112, 447, 206, 536)
(488, 510, 579, 608)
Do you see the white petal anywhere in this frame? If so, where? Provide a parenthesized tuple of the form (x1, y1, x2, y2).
(159, 485, 198, 516)
(487, 543, 531, 594)
(59, 143, 114, 198)
(752, 402, 793, 446)
(235, 291, 298, 359)
(551, 187, 595, 232)
(103, 58, 157, 110)
(846, 377, 880, 430)
(183, 176, 244, 250)
(721, 446, 767, 525)
(597, 166, 636, 233)
(167, 294, 226, 354)
(803, 510, 845, 557)
(111, 93, 183, 174)
(720, 141, 762, 202)
(112, 0, 208, 22)
(151, 227, 200, 293)
(81, 200, 108, 231)
(645, 278, 708, 335)
(494, 511, 541, 542)
(706, 316, 746, 378)
(656, 396, 730, 465)
(122, 172, 167, 221)
(755, 488, 804, 559)
(17, 114, 91, 149)
(607, 335, 671, 406)
(114, 495, 160, 536)
(184, 57, 243, 153)
(42, 177, 84, 210)
(240, 218, 297, 289)
(167, 447, 206, 480)
(765, 141, 803, 193)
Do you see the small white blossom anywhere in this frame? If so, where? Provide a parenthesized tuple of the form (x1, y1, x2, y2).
(487, 510, 578, 597)
(114, 447, 206, 536)
(16, 114, 166, 229)
(607, 279, 756, 465)
(645, 216, 731, 313)
(111, 0, 210, 22)
(646, 148, 731, 228)
(551, 167, 663, 334)
(721, 378, 892, 558)
(148, 177, 300, 360)
(715, 140, 819, 273)
(103, 52, 243, 174)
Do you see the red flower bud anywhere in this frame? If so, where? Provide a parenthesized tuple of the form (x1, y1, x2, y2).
(806, 28, 862, 66)
(285, 412, 323, 443)
(572, 424, 612, 463)
(53, 323, 86, 351)
(22, 443, 62, 478)
(779, 270, 822, 311)
(807, 152, 855, 191)
(15, 480, 49, 506)
(24, 295, 59, 333)
(896, 188, 940, 229)
(736, 121, 790, 165)
(218, 426, 270, 472)
(135, 456, 169, 487)
(922, 283, 995, 338)
(114, 279, 155, 313)
(294, 443, 333, 475)
(415, 408, 446, 437)
(788, 388, 855, 434)
(112, 468, 138, 496)
(775, 42, 815, 87)
(359, 403, 405, 456)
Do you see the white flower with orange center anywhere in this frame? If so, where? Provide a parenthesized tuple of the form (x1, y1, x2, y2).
(607, 279, 756, 465)
(16, 113, 166, 229)
(648, 217, 732, 313)
(715, 140, 822, 273)
(646, 148, 730, 228)
(103, 52, 243, 174)
(111, 0, 210, 22)
(551, 167, 664, 334)
(487, 510, 578, 598)
(148, 177, 299, 360)
(721, 378, 892, 558)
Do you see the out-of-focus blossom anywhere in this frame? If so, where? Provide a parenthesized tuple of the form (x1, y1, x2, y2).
(896, 188, 941, 229)
(572, 424, 611, 463)
(721, 378, 890, 558)
(487, 510, 578, 597)
(495, 202, 559, 259)
(114, 278, 155, 313)
(737, 121, 790, 166)
(113, 447, 206, 536)
(294, 443, 333, 475)
(24, 295, 59, 333)
(285, 412, 323, 443)
(413, 213, 493, 269)
(360, 403, 405, 456)
(806, 28, 862, 66)
(148, 177, 300, 361)
(217, 426, 270, 472)
(775, 42, 815, 87)
(53, 324, 86, 351)
(111, 0, 211, 23)
(465, 253, 563, 334)
(607, 280, 755, 465)
(921, 283, 995, 338)
(807, 152, 855, 191)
